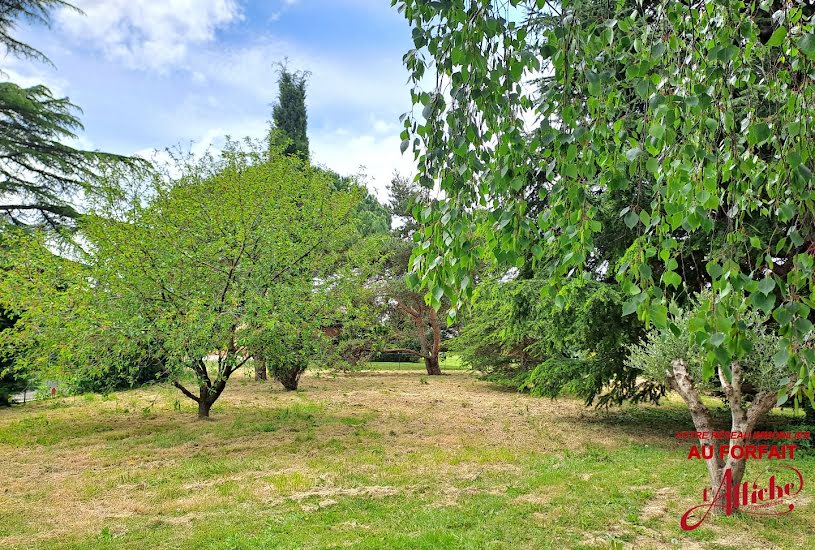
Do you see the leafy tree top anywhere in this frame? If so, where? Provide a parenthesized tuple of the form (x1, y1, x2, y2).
(395, 0, 815, 406)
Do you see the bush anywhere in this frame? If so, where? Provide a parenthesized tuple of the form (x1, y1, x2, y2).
(64, 353, 168, 395)
(0, 370, 27, 406)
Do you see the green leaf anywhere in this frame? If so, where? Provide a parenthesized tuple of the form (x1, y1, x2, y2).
(748, 122, 771, 146)
(625, 147, 643, 161)
(648, 123, 665, 139)
(777, 391, 789, 407)
(624, 210, 639, 229)
(713, 346, 730, 368)
(662, 270, 681, 288)
(400, 139, 410, 154)
(432, 285, 444, 303)
(773, 306, 793, 326)
(758, 276, 776, 295)
(406, 271, 420, 289)
(649, 303, 668, 327)
(767, 27, 787, 47)
(751, 291, 775, 312)
(622, 299, 638, 316)
(794, 317, 814, 337)
(799, 33, 815, 59)
(706, 261, 723, 279)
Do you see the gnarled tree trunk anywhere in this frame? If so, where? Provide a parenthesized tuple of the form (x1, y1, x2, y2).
(395, 299, 443, 375)
(668, 359, 781, 516)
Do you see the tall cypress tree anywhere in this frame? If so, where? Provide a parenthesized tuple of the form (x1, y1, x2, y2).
(271, 68, 310, 161)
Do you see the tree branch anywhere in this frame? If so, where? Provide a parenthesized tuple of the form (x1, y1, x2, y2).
(173, 381, 200, 403)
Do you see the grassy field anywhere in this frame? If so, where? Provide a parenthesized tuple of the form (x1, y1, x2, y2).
(363, 355, 467, 371)
(0, 365, 812, 549)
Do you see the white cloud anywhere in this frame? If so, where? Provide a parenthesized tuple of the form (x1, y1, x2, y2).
(310, 128, 415, 201)
(1, 55, 69, 96)
(57, 0, 242, 70)
(188, 37, 411, 116)
(174, 36, 417, 198)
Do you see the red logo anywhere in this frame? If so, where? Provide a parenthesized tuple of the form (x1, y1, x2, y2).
(680, 466, 804, 531)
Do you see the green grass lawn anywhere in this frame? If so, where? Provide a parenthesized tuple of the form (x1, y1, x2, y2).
(0, 370, 812, 549)
(362, 354, 467, 371)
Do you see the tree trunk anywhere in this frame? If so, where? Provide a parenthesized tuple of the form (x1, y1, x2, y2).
(198, 399, 213, 419)
(670, 359, 782, 521)
(426, 307, 442, 375)
(424, 355, 442, 375)
(254, 358, 267, 381)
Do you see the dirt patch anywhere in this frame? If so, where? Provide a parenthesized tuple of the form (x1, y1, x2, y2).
(640, 487, 676, 521)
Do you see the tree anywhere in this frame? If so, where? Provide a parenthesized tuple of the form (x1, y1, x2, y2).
(1, 141, 362, 417)
(377, 175, 449, 375)
(0, 308, 25, 405)
(325, 168, 392, 237)
(451, 277, 660, 406)
(271, 67, 310, 160)
(0, 0, 144, 229)
(628, 295, 788, 518)
(396, 0, 815, 503)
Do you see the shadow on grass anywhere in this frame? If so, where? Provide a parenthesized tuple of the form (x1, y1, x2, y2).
(573, 398, 811, 451)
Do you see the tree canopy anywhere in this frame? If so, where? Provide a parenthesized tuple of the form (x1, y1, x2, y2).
(396, 0, 815, 406)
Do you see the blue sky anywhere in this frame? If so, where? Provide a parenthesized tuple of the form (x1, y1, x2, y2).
(5, 0, 416, 199)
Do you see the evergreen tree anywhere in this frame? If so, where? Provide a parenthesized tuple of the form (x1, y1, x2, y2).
(271, 67, 310, 160)
(0, 0, 144, 229)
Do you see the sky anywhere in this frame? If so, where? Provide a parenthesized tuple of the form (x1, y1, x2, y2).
(4, 0, 417, 200)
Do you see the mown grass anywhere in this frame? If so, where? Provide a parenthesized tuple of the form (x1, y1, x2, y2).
(362, 354, 467, 371)
(0, 369, 812, 549)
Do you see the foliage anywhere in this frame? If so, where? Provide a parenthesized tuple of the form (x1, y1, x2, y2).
(0, 0, 145, 228)
(0, 309, 26, 405)
(0, 1, 76, 63)
(271, 67, 310, 160)
(396, 0, 815, 406)
(324, 168, 391, 237)
(628, 293, 787, 394)
(62, 347, 168, 395)
(0, 140, 365, 416)
(452, 277, 659, 405)
(265, 321, 328, 391)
